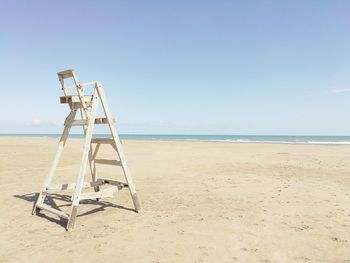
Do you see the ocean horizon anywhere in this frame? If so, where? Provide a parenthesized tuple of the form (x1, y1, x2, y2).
(1, 134, 350, 145)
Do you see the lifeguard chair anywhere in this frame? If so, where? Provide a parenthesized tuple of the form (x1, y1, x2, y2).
(33, 69, 141, 230)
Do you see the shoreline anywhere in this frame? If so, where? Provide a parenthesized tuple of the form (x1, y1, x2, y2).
(0, 135, 350, 146)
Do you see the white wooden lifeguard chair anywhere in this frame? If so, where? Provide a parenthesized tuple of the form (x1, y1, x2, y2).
(33, 69, 141, 230)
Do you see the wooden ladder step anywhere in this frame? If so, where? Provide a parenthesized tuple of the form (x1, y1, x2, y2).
(80, 186, 121, 200)
(94, 118, 115, 124)
(94, 159, 121, 166)
(44, 181, 103, 194)
(65, 118, 115, 126)
(63, 117, 116, 126)
(91, 138, 115, 144)
(66, 120, 88, 126)
(91, 138, 121, 149)
(36, 203, 69, 220)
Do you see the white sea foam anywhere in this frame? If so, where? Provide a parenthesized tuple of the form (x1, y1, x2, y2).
(306, 141, 350, 145)
(204, 139, 350, 145)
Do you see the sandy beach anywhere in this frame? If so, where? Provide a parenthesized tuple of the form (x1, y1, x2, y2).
(0, 137, 349, 262)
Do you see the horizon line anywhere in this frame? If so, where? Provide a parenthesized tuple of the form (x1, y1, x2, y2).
(0, 133, 349, 137)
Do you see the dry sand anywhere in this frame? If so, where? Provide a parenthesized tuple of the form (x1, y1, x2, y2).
(0, 137, 349, 262)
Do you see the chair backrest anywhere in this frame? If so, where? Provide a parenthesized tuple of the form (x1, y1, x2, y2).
(57, 69, 82, 96)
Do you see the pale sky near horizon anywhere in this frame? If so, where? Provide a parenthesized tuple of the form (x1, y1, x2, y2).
(1, 0, 350, 135)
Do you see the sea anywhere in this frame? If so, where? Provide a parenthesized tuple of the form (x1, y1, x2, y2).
(1, 134, 350, 145)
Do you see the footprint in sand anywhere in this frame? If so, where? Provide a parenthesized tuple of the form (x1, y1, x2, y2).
(240, 247, 258, 253)
(331, 237, 348, 243)
(198, 246, 210, 256)
(291, 225, 310, 232)
(177, 229, 185, 235)
(298, 256, 311, 261)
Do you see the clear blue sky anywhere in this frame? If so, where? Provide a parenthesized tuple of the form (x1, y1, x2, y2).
(1, 0, 350, 135)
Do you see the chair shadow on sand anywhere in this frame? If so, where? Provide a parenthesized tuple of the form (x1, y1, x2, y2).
(14, 192, 135, 228)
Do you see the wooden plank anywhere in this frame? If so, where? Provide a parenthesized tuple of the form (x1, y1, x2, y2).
(91, 138, 114, 144)
(94, 159, 121, 166)
(58, 74, 70, 97)
(67, 206, 78, 230)
(79, 186, 120, 200)
(65, 119, 89, 126)
(96, 82, 141, 211)
(71, 102, 90, 110)
(45, 181, 103, 192)
(68, 90, 98, 229)
(70, 70, 88, 109)
(99, 178, 128, 188)
(60, 95, 93, 104)
(89, 143, 99, 193)
(66, 118, 116, 126)
(46, 183, 76, 191)
(36, 204, 69, 220)
(71, 70, 80, 85)
(33, 109, 77, 214)
(57, 69, 75, 79)
(94, 117, 108, 124)
(94, 117, 116, 124)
